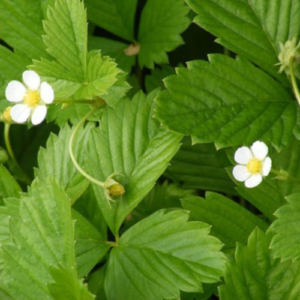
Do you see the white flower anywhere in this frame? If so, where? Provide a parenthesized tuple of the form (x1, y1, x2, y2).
(5, 70, 54, 125)
(232, 141, 272, 188)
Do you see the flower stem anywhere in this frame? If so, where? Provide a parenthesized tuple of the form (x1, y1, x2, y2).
(54, 98, 107, 106)
(289, 57, 300, 106)
(69, 106, 105, 188)
(4, 124, 31, 185)
(271, 169, 300, 185)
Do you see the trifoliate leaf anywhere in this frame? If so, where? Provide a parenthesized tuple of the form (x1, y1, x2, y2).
(88, 36, 135, 73)
(43, 0, 87, 80)
(0, 0, 47, 60)
(185, 0, 300, 83)
(156, 55, 295, 150)
(105, 210, 226, 300)
(138, 0, 190, 68)
(1, 179, 93, 299)
(0, 165, 21, 205)
(72, 210, 109, 278)
(85, 0, 138, 41)
(235, 137, 300, 220)
(36, 125, 91, 203)
(181, 193, 268, 251)
(166, 137, 236, 195)
(86, 90, 182, 235)
(269, 193, 300, 261)
(219, 228, 300, 300)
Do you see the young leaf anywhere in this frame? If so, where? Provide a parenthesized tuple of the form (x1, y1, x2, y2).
(86, 90, 182, 235)
(219, 228, 300, 300)
(1, 179, 93, 299)
(43, 0, 87, 80)
(0, 166, 21, 205)
(166, 137, 236, 195)
(181, 193, 268, 251)
(72, 210, 109, 278)
(138, 0, 190, 68)
(0, 0, 47, 60)
(269, 193, 300, 261)
(185, 0, 300, 83)
(156, 55, 295, 150)
(36, 125, 91, 203)
(105, 210, 226, 300)
(85, 0, 138, 41)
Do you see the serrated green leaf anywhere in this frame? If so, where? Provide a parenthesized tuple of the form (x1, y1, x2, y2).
(0, 165, 21, 205)
(85, 0, 138, 41)
(181, 193, 268, 251)
(105, 210, 226, 300)
(166, 137, 236, 195)
(72, 210, 109, 278)
(219, 228, 300, 300)
(269, 193, 300, 261)
(88, 36, 135, 73)
(186, 0, 300, 84)
(0, 0, 47, 60)
(74, 53, 120, 99)
(36, 125, 91, 203)
(86, 90, 182, 235)
(43, 0, 87, 80)
(235, 137, 300, 220)
(138, 0, 190, 68)
(1, 179, 92, 299)
(48, 266, 95, 300)
(156, 55, 295, 150)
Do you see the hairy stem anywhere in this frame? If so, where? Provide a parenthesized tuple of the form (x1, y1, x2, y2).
(289, 58, 300, 105)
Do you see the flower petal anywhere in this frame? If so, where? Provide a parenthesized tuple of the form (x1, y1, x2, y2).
(5, 81, 26, 103)
(234, 146, 253, 164)
(31, 105, 47, 125)
(251, 141, 268, 160)
(262, 157, 272, 176)
(23, 70, 40, 90)
(40, 82, 54, 104)
(233, 165, 251, 182)
(245, 174, 262, 188)
(10, 104, 31, 123)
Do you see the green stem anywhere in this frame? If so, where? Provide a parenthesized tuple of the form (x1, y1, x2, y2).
(271, 169, 300, 185)
(69, 106, 105, 188)
(289, 57, 300, 105)
(4, 124, 31, 185)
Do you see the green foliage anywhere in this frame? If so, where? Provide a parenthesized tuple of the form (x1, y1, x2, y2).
(138, 0, 190, 68)
(269, 193, 300, 261)
(105, 210, 226, 300)
(1, 179, 94, 299)
(85, 0, 138, 41)
(156, 55, 295, 150)
(185, 0, 300, 84)
(2, 0, 300, 298)
(219, 228, 300, 300)
(86, 90, 182, 235)
(181, 193, 268, 251)
(166, 138, 236, 195)
(35, 125, 90, 203)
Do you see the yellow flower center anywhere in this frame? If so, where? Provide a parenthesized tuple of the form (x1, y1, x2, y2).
(24, 90, 41, 107)
(2, 107, 12, 123)
(247, 158, 262, 174)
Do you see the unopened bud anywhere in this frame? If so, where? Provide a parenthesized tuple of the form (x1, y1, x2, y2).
(1, 107, 12, 123)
